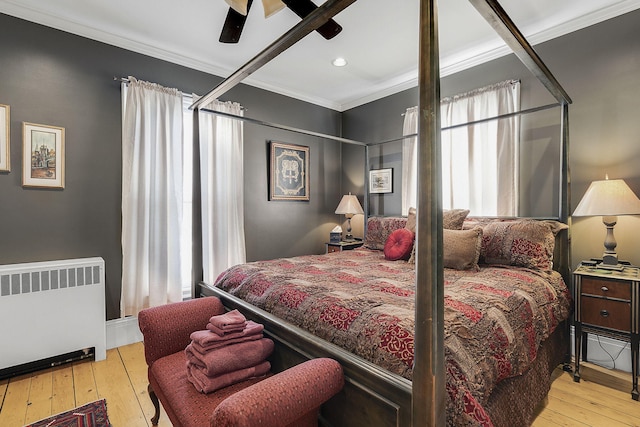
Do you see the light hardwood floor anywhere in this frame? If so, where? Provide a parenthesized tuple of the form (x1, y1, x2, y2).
(1, 342, 638, 426)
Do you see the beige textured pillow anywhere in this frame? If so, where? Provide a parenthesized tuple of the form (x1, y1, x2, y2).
(405, 207, 417, 233)
(405, 207, 468, 234)
(443, 227, 482, 270)
(406, 209, 471, 265)
(443, 209, 470, 230)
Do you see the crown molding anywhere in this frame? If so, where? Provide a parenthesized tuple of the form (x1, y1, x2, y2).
(2, 0, 639, 112)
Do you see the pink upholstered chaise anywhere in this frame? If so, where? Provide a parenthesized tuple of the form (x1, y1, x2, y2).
(138, 297, 344, 427)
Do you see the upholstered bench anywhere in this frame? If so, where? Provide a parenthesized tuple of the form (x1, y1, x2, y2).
(138, 297, 344, 427)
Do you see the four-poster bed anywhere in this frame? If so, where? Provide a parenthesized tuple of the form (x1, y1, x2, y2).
(193, 0, 573, 425)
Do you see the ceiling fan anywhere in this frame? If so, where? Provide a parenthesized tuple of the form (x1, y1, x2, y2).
(220, 0, 342, 43)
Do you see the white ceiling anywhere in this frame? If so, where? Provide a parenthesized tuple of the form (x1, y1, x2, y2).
(1, 0, 639, 111)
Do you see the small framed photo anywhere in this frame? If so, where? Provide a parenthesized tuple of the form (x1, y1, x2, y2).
(270, 141, 309, 201)
(369, 168, 393, 194)
(0, 104, 9, 172)
(22, 122, 65, 189)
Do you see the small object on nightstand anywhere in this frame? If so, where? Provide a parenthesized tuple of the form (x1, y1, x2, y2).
(572, 264, 639, 401)
(326, 240, 363, 254)
(330, 226, 342, 243)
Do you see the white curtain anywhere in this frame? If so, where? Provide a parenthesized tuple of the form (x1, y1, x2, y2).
(402, 106, 419, 216)
(402, 80, 520, 216)
(197, 99, 246, 284)
(121, 77, 184, 317)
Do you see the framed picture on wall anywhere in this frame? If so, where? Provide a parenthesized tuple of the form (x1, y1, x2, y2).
(269, 141, 309, 201)
(22, 122, 65, 189)
(0, 104, 9, 172)
(369, 168, 393, 193)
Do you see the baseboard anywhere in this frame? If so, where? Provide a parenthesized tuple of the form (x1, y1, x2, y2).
(106, 317, 142, 349)
(570, 325, 632, 373)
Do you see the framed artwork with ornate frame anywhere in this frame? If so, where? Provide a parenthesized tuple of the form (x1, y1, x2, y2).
(22, 122, 65, 189)
(269, 141, 309, 201)
(0, 104, 9, 172)
(369, 168, 393, 194)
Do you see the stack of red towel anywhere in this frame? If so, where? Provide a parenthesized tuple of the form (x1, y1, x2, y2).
(185, 309, 274, 393)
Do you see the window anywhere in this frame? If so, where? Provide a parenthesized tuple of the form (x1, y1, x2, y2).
(402, 80, 520, 216)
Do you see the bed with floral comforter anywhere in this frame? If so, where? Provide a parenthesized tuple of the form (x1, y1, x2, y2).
(212, 216, 571, 426)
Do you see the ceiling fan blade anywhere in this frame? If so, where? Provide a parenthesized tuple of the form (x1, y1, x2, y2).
(282, 0, 342, 40)
(219, 0, 254, 43)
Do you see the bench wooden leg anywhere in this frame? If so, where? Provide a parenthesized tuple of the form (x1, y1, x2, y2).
(148, 383, 160, 426)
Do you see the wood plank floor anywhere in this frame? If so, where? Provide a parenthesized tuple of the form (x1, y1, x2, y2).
(1, 342, 638, 426)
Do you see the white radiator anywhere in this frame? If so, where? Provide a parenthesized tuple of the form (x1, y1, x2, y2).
(0, 257, 107, 371)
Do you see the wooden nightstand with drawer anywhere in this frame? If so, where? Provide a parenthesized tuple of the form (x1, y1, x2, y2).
(573, 264, 639, 400)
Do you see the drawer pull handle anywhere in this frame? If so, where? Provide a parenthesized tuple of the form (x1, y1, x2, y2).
(600, 286, 609, 292)
(599, 310, 609, 317)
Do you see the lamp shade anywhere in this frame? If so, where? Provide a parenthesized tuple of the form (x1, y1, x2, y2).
(335, 194, 364, 215)
(573, 178, 640, 217)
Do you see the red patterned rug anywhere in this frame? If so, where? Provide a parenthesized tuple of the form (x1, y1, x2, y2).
(25, 399, 110, 427)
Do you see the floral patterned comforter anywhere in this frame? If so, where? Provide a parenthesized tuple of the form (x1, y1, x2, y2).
(214, 247, 570, 426)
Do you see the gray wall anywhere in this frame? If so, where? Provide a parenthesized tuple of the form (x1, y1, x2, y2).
(343, 9, 640, 267)
(0, 13, 342, 320)
(3, 8, 640, 320)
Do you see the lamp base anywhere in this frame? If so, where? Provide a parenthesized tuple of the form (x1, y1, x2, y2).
(343, 233, 356, 242)
(589, 257, 630, 272)
(596, 263, 625, 272)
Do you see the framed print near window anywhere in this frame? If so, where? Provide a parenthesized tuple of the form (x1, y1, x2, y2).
(270, 141, 309, 201)
(369, 168, 393, 194)
(22, 122, 65, 189)
(0, 104, 9, 172)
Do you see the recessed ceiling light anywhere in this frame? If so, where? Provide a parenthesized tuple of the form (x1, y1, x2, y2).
(332, 57, 347, 67)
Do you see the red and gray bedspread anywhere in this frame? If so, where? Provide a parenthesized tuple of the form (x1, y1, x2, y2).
(213, 247, 570, 426)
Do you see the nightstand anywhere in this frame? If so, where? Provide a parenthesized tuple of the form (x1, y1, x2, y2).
(325, 240, 363, 254)
(573, 264, 639, 400)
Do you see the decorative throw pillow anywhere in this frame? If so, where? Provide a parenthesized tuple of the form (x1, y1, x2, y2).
(480, 219, 568, 271)
(405, 208, 468, 233)
(364, 216, 408, 250)
(443, 227, 483, 270)
(406, 208, 470, 264)
(443, 209, 470, 230)
(405, 207, 417, 233)
(384, 228, 415, 261)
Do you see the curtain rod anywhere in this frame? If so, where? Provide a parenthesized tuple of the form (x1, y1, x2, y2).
(116, 77, 363, 146)
(114, 77, 247, 111)
(401, 79, 521, 116)
(378, 102, 561, 147)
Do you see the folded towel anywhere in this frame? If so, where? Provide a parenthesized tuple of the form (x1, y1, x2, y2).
(191, 320, 264, 345)
(206, 322, 246, 335)
(187, 360, 271, 394)
(209, 309, 247, 331)
(185, 338, 274, 376)
(189, 333, 264, 354)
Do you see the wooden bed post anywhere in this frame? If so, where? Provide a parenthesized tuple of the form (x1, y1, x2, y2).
(413, 0, 445, 426)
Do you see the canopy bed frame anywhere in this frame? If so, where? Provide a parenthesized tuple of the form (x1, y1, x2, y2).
(193, 0, 572, 426)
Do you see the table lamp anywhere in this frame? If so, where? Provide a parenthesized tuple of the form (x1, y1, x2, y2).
(335, 193, 364, 241)
(573, 176, 640, 269)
